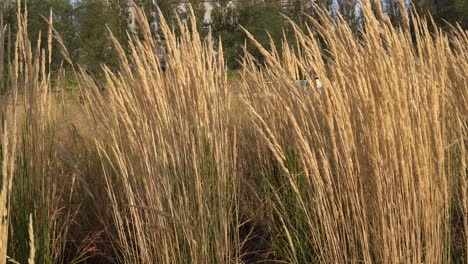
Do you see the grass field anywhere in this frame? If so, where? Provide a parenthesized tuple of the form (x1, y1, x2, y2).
(1, 2, 467, 264)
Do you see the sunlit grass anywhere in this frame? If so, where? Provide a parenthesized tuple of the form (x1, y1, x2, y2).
(1, 1, 467, 263)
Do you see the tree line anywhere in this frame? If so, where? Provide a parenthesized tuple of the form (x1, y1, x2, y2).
(1, 0, 466, 73)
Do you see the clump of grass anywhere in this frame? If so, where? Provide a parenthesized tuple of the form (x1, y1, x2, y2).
(1, 3, 103, 263)
(239, 2, 467, 263)
(82, 6, 241, 263)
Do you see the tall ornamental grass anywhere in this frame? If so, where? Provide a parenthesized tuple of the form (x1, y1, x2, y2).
(1, 0, 467, 263)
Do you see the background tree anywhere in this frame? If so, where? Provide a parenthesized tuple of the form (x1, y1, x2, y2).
(108, 0, 130, 52)
(75, 0, 124, 75)
(211, 1, 287, 69)
(410, 0, 466, 28)
(432, 0, 467, 28)
(2, 0, 466, 75)
(3, 0, 77, 70)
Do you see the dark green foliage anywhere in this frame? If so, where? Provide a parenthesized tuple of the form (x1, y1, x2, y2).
(432, 0, 467, 28)
(211, 2, 288, 69)
(413, 0, 467, 28)
(1, 0, 77, 71)
(75, 0, 120, 75)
